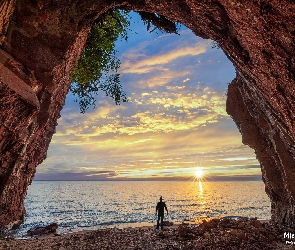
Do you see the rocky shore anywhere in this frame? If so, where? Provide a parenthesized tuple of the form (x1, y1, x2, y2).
(0, 218, 294, 249)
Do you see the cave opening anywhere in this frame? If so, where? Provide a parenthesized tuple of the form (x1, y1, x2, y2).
(1, 0, 294, 233)
(15, 11, 270, 236)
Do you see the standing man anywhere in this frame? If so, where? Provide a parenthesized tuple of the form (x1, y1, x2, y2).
(156, 196, 168, 230)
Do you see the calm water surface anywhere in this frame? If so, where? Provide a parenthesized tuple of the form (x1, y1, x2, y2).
(14, 181, 270, 237)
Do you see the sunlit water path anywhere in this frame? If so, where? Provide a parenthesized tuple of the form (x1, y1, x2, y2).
(13, 181, 270, 237)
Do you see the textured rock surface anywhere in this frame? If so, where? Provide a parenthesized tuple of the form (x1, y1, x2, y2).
(0, 0, 16, 44)
(0, 0, 294, 229)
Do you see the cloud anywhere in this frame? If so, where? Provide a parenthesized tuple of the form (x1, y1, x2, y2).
(183, 78, 190, 83)
(221, 157, 257, 161)
(147, 87, 226, 111)
(136, 70, 190, 88)
(53, 85, 227, 142)
(120, 42, 207, 74)
(166, 86, 186, 90)
(35, 170, 118, 181)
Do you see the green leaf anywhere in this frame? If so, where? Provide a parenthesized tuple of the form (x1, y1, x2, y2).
(71, 8, 130, 113)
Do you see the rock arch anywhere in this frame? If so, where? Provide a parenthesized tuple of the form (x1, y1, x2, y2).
(0, 0, 294, 229)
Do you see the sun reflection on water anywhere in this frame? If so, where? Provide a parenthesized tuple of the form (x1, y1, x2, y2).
(198, 180, 203, 194)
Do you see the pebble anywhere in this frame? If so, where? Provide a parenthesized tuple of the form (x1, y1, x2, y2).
(0, 218, 293, 249)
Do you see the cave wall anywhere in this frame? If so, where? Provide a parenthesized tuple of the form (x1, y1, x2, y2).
(0, 0, 294, 229)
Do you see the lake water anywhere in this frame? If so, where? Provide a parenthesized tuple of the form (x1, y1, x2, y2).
(13, 181, 271, 237)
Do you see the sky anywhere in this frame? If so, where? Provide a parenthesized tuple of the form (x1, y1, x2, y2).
(35, 12, 262, 181)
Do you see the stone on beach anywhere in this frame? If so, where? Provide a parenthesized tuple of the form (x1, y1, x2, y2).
(27, 223, 58, 236)
(1, 218, 294, 249)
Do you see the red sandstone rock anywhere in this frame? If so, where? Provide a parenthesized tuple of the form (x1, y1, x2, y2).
(0, 0, 294, 229)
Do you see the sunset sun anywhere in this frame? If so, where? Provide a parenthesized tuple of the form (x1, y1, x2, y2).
(195, 169, 204, 179)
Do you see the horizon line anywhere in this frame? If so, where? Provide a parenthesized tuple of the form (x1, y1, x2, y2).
(33, 175, 263, 182)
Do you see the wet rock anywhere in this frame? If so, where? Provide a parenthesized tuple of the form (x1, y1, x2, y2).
(27, 223, 58, 236)
(45, 223, 58, 233)
(27, 227, 46, 236)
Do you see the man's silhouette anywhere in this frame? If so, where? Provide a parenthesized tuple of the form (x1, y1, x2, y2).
(155, 196, 168, 230)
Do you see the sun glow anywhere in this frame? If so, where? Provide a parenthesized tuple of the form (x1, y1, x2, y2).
(195, 168, 204, 179)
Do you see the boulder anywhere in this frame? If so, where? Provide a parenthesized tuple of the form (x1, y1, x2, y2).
(27, 223, 58, 236)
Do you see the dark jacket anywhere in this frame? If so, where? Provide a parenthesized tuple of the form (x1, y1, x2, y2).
(156, 201, 167, 216)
